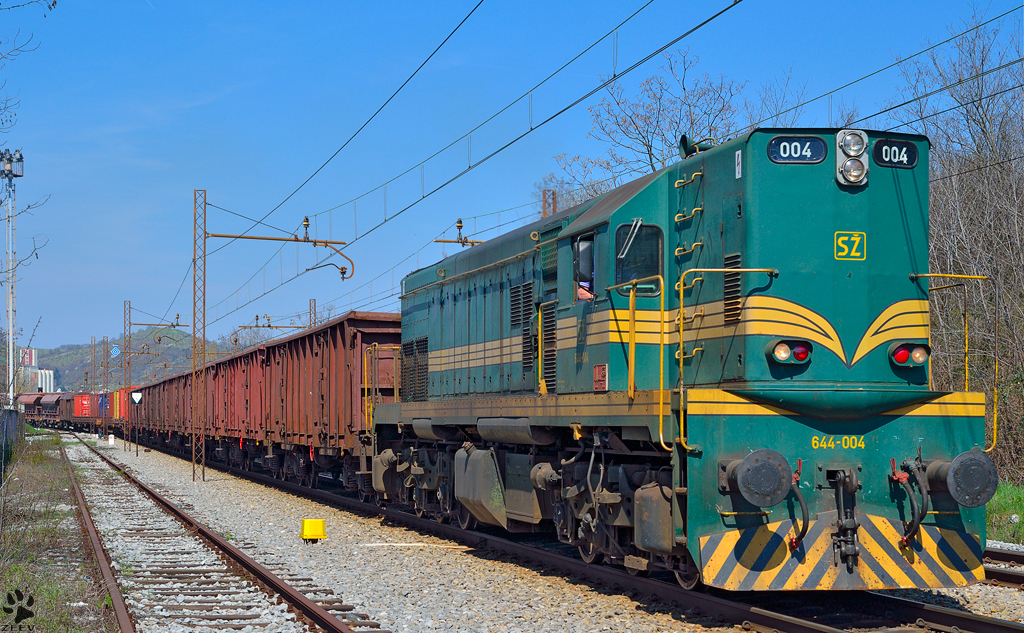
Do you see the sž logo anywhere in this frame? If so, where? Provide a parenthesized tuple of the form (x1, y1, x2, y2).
(2, 588, 34, 627)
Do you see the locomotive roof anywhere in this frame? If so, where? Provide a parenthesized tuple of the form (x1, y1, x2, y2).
(400, 127, 930, 296)
(401, 168, 663, 295)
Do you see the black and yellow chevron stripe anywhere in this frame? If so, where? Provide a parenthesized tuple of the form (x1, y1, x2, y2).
(698, 513, 983, 590)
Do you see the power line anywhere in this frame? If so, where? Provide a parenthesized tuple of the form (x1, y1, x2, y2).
(747, 5, 1021, 129)
(210, 0, 486, 258)
(853, 57, 1024, 125)
(930, 155, 1024, 183)
(304, 0, 661, 223)
(885, 83, 1022, 131)
(207, 203, 293, 235)
(203, 1, 743, 327)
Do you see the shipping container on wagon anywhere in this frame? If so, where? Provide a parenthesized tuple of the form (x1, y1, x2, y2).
(74, 394, 91, 417)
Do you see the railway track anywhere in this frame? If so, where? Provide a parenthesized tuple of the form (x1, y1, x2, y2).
(62, 433, 387, 633)
(116, 436, 1024, 633)
(984, 547, 1024, 590)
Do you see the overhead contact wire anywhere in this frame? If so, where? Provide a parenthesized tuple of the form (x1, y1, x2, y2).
(208, 0, 487, 257)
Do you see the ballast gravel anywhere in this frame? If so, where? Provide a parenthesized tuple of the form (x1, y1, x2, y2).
(101, 443, 1024, 631)
(103, 445, 733, 633)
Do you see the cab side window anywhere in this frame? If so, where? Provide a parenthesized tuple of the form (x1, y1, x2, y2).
(615, 222, 662, 296)
(572, 234, 595, 302)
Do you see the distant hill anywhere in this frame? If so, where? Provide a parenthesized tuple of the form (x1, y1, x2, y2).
(36, 327, 228, 391)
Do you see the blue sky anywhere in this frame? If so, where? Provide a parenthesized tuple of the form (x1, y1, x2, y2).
(2, 0, 1020, 350)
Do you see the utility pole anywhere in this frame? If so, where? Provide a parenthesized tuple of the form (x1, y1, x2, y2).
(193, 190, 207, 482)
(2, 149, 22, 408)
(90, 336, 96, 392)
(123, 300, 130, 453)
(309, 298, 316, 328)
(542, 189, 557, 219)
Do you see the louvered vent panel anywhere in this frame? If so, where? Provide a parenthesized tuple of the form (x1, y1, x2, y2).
(723, 254, 742, 323)
(401, 340, 415, 400)
(510, 284, 523, 327)
(541, 302, 557, 393)
(519, 281, 534, 373)
(540, 228, 561, 289)
(415, 337, 429, 401)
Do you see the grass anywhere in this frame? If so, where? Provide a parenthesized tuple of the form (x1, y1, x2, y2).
(987, 482, 1024, 544)
(0, 434, 116, 631)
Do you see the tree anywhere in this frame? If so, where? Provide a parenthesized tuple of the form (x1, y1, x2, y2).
(537, 49, 806, 211)
(887, 11, 1023, 481)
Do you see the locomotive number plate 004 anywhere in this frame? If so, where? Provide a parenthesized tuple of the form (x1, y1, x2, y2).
(872, 139, 918, 168)
(812, 435, 865, 449)
(767, 136, 827, 163)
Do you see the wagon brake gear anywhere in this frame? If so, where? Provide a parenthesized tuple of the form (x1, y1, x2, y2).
(830, 468, 860, 571)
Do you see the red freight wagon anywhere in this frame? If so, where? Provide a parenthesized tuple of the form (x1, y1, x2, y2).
(74, 394, 91, 417)
(133, 311, 400, 492)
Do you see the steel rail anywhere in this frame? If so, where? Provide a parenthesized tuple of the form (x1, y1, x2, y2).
(983, 565, 1024, 589)
(864, 592, 1024, 633)
(106, 434, 1024, 633)
(987, 547, 1024, 567)
(69, 433, 358, 633)
(59, 441, 136, 633)
(177, 452, 850, 633)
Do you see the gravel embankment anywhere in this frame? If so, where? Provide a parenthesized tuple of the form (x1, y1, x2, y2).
(98, 441, 1024, 630)
(101, 443, 732, 633)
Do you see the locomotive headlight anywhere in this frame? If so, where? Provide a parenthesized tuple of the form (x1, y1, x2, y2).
(836, 129, 869, 186)
(773, 342, 791, 362)
(841, 132, 866, 156)
(842, 158, 866, 182)
(910, 346, 929, 365)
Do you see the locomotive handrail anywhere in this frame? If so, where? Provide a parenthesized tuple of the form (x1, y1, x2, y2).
(364, 343, 403, 429)
(926, 282, 969, 391)
(910, 273, 999, 453)
(605, 275, 669, 452)
(678, 268, 779, 452)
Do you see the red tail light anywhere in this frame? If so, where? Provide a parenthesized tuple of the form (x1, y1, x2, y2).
(792, 344, 810, 362)
(893, 347, 910, 364)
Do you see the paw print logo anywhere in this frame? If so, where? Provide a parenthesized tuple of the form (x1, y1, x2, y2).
(2, 588, 35, 624)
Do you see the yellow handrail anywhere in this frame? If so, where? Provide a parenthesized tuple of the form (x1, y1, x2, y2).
(679, 268, 779, 452)
(674, 170, 703, 189)
(927, 282, 968, 391)
(363, 343, 403, 429)
(675, 206, 703, 223)
(911, 273, 999, 453)
(606, 276, 668, 451)
(675, 241, 703, 257)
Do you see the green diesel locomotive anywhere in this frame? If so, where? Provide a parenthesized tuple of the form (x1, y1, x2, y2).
(372, 128, 999, 591)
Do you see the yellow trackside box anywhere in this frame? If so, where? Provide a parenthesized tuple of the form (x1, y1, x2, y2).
(300, 519, 326, 543)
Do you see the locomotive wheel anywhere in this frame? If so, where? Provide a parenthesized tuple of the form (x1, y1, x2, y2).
(456, 504, 477, 531)
(577, 540, 605, 565)
(674, 568, 701, 590)
(626, 566, 648, 577)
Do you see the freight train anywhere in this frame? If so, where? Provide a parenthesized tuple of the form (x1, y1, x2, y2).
(46, 127, 1000, 592)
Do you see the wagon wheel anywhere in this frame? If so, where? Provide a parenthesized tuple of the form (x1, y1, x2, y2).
(456, 503, 477, 531)
(674, 567, 702, 590)
(577, 539, 605, 565)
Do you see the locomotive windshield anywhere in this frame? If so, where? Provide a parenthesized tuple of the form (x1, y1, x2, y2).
(615, 223, 662, 296)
